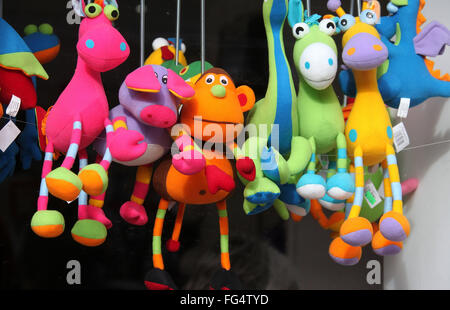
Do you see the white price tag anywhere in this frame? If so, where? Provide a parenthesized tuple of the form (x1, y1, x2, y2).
(393, 122, 410, 152)
(5, 95, 22, 117)
(397, 98, 410, 119)
(377, 182, 385, 199)
(0, 120, 21, 152)
(364, 180, 382, 209)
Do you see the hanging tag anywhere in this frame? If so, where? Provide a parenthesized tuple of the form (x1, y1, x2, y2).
(0, 120, 21, 152)
(364, 180, 382, 209)
(377, 182, 385, 199)
(393, 122, 410, 152)
(6, 95, 22, 117)
(397, 98, 410, 119)
(319, 154, 329, 170)
(368, 164, 379, 174)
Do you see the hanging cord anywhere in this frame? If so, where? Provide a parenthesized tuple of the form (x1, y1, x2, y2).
(140, 0, 146, 66)
(342, 0, 356, 107)
(201, 0, 205, 74)
(356, 0, 361, 14)
(175, 0, 181, 65)
(306, 0, 311, 17)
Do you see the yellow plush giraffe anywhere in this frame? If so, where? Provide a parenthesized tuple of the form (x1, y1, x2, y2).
(326, 0, 410, 265)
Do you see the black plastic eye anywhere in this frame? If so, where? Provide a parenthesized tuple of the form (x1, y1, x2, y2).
(162, 75, 168, 84)
(89, 6, 96, 14)
(154, 72, 158, 78)
(341, 19, 347, 26)
(327, 22, 335, 29)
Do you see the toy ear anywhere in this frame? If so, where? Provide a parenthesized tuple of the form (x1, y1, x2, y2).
(72, 0, 86, 17)
(236, 85, 255, 112)
(167, 69, 195, 99)
(125, 65, 161, 93)
(288, 0, 304, 28)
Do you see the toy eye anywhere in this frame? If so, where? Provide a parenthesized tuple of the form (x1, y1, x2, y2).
(104, 5, 120, 21)
(154, 72, 158, 78)
(319, 19, 336, 36)
(292, 22, 310, 39)
(205, 74, 215, 84)
(181, 43, 187, 53)
(220, 76, 229, 86)
(162, 75, 168, 84)
(338, 14, 356, 32)
(180, 66, 188, 75)
(152, 37, 169, 51)
(84, 3, 102, 18)
(360, 9, 377, 25)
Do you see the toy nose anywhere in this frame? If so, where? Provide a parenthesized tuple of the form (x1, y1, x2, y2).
(211, 84, 226, 98)
(140, 105, 177, 128)
(342, 32, 388, 71)
(161, 46, 174, 60)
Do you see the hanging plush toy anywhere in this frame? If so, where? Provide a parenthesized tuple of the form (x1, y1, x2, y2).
(340, 0, 450, 108)
(93, 64, 194, 225)
(144, 67, 255, 290)
(0, 18, 48, 182)
(16, 23, 61, 171)
(144, 37, 187, 72)
(287, 0, 354, 216)
(30, 0, 134, 247)
(235, 0, 312, 220)
(327, 0, 410, 266)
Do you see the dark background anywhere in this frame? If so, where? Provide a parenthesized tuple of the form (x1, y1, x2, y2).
(0, 0, 383, 290)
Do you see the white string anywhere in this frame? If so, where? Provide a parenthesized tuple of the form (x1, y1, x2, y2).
(175, 0, 181, 65)
(140, 0, 146, 67)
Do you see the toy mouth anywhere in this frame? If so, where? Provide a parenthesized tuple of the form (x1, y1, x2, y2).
(193, 117, 239, 125)
(304, 76, 334, 84)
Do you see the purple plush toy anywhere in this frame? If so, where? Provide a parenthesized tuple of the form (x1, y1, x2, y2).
(94, 64, 195, 225)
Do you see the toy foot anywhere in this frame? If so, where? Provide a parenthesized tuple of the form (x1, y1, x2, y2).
(379, 211, 410, 242)
(286, 200, 311, 217)
(71, 219, 107, 247)
(31, 210, 65, 238)
(79, 205, 112, 229)
(326, 172, 355, 200)
(166, 239, 180, 252)
(243, 177, 280, 215)
(144, 268, 177, 290)
(329, 237, 362, 266)
(210, 269, 242, 290)
(46, 167, 82, 202)
(120, 201, 148, 226)
(340, 217, 373, 246)
(372, 231, 403, 256)
(296, 173, 326, 199)
(78, 164, 108, 196)
(319, 194, 345, 211)
(236, 157, 256, 181)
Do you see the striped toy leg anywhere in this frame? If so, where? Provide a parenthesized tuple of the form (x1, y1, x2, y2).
(379, 145, 410, 242)
(120, 164, 153, 226)
(71, 149, 107, 247)
(340, 146, 373, 247)
(31, 141, 65, 238)
(153, 198, 170, 271)
(327, 133, 355, 200)
(217, 200, 231, 271)
(77, 150, 112, 229)
(296, 137, 326, 200)
(45, 119, 83, 202)
(372, 159, 403, 256)
(78, 119, 114, 196)
(166, 203, 186, 252)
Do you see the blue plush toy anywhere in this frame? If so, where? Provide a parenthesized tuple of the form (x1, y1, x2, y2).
(340, 0, 450, 108)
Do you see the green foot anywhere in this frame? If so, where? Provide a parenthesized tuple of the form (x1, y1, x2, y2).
(31, 210, 65, 238)
(46, 167, 82, 202)
(78, 164, 108, 196)
(71, 219, 107, 247)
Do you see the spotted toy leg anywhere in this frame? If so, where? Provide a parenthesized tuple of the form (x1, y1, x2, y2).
(320, 160, 346, 211)
(120, 164, 153, 226)
(144, 199, 177, 290)
(31, 141, 65, 238)
(166, 203, 186, 252)
(210, 200, 242, 290)
(71, 150, 107, 247)
(372, 159, 403, 255)
(45, 118, 83, 202)
(296, 137, 326, 199)
(340, 147, 373, 247)
(78, 119, 114, 196)
(326, 133, 355, 200)
(378, 145, 410, 242)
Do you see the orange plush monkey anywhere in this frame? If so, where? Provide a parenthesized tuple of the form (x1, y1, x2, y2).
(145, 68, 255, 290)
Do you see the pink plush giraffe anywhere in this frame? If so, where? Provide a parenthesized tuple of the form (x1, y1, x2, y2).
(30, 0, 143, 247)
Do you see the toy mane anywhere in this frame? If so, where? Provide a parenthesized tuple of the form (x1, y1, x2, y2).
(416, 0, 450, 81)
(304, 11, 321, 26)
